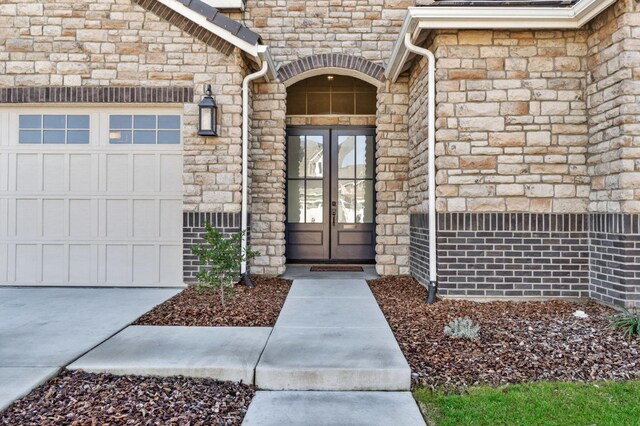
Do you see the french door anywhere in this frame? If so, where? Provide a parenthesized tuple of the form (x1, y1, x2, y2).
(285, 127, 375, 261)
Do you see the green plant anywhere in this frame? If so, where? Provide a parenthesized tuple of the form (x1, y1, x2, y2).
(610, 307, 640, 338)
(190, 223, 259, 306)
(444, 317, 480, 340)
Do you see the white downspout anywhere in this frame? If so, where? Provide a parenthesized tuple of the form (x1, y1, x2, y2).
(241, 61, 269, 276)
(404, 33, 438, 303)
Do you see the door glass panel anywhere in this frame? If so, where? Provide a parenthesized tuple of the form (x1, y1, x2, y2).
(288, 136, 305, 178)
(287, 180, 304, 223)
(338, 179, 355, 223)
(356, 179, 374, 223)
(338, 136, 355, 179)
(306, 136, 323, 178)
(355, 135, 375, 178)
(306, 180, 323, 223)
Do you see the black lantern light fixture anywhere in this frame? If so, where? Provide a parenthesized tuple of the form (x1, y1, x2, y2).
(198, 84, 217, 136)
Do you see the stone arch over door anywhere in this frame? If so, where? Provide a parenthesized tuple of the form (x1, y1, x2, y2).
(278, 54, 386, 87)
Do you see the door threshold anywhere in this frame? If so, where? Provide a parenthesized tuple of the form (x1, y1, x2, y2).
(286, 260, 376, 265)
(281, 264, 380, 280)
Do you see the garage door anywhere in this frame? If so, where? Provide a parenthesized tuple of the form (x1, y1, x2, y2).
(0, 107, 183, 287)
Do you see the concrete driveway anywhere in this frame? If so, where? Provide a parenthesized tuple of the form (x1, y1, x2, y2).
(0, 287, 180, 411)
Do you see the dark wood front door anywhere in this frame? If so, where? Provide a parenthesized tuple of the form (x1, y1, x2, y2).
(286, 127, 376, 262)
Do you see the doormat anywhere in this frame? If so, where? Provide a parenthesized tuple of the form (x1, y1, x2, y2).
(310, 265, 364, 272)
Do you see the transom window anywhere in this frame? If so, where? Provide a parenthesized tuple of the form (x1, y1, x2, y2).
(109, 115, 181, 145)
(19, 115, 90, 144)
(287, 75, 377, 116)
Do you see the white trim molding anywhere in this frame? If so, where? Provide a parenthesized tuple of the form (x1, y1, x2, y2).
(386, 0, 617, 81)
(201, 0, 246, 11)
(283, 67, 384, 88)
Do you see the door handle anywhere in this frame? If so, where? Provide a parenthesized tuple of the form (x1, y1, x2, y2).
(332, 208, 336, 226)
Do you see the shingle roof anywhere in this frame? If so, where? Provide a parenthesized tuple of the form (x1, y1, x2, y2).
(177, 0, 261, 45)
(420, 0, 578, 6)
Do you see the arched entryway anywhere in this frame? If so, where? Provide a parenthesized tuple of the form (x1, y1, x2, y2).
(283, 70, 380, 263)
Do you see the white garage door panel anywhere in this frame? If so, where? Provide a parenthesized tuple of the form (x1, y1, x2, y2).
(0, 108, 183, 287)
(0, 244, 7, 282)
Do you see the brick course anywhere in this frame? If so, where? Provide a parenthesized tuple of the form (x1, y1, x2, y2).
(590, 214, 640, 307)
(0, 86, 193, 103)
(183, 212, 242, 282)
(411, 213, 591, 298)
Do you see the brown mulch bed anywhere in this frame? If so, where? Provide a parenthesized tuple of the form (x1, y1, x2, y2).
(369, 276, 640, 389)
(1, 371, 254, 426)
(134, 277, 291, 327)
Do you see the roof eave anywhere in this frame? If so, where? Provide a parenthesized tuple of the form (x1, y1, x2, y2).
(385, 0, 617, 82)
(156, 0, 272, 62)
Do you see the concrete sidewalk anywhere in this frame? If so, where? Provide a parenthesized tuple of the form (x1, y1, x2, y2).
(0, 287, 179, 411)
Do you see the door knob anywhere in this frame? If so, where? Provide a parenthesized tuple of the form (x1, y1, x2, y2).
(332, 208, 336, 226)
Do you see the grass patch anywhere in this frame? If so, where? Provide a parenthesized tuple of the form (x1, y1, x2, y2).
(415, 380, 640, 426)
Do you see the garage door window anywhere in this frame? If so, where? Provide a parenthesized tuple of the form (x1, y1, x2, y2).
(109, 115, 181, 145)
(19, 114, 90, 144)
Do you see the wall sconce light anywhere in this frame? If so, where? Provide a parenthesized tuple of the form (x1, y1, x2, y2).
(198, 84, 217, 136)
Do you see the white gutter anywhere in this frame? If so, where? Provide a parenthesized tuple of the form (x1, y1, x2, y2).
(386, 0, 617, 82)
(403, 34, 438, 302)
(241, 61, 269, 275)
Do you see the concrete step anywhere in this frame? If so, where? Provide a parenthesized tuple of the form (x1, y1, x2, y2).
(256, 327, 410, 391)
(242, 391, 426, 426)
(68, 326, 271, 384)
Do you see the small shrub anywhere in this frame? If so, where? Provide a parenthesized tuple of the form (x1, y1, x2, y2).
(190, 223, 259, 307)
(610, 308, 640, 339)
(444, 317, 480, 340)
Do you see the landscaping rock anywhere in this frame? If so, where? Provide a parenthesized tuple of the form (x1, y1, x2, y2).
(134, 277, 291, 327)
(369, 276, 640, 389)
(0, 371, 254, 425)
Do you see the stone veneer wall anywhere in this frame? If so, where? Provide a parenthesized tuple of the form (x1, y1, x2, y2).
(230, 0, 411, 64)
(376, 78, 411, 275)
(587, 0, 640, 214)
(249, 80, 287, 275)
(409, 29, 591, 215)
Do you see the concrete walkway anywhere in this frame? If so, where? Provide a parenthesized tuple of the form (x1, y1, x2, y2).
(0, 287, 179, 411)
(246, 278, 425, 425)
